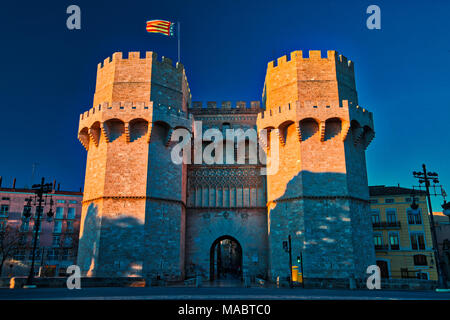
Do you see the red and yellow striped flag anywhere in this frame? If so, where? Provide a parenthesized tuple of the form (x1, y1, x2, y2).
(146, 20, 175, 36)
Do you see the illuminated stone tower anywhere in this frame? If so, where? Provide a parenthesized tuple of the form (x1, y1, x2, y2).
(257, 50, 376, 282)
(77, 51, 191, 280)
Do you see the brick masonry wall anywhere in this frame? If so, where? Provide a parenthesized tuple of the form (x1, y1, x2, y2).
(77, 52, 191, 281)
(259, 50, 375, 282)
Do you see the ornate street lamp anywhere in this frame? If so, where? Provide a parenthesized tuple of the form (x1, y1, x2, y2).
(412, 164, 448, 289)
(23, 178, 54, 287)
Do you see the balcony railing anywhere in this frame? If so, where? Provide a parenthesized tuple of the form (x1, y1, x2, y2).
(372, 221, 401, 229)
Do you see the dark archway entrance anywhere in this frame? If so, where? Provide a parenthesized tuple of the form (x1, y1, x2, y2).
(376, 260, 389, 279)
(210, 236, 243, 281)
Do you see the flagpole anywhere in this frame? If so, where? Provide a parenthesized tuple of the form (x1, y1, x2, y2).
(177, 21, 180, 63)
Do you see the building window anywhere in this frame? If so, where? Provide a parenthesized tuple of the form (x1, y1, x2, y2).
(413, 254, 427, 266)
(52, 235, 61, 247)
(386, 209, 397, 223)
(369, 199, 378, 204)
(57, 200, 65, 204)
(55, 207, 64, 219)
(20, 219, 30, 232)
(371, 210, 380, 224)
(67, 208, 76, 220)
(47, 249, 58, 260)
(410, 233, 426, 250)
(66, 221, 74, 233)
(407, 209, 422, 225)
(69, 200, 78, 204)
(62, 249, 70, 260)
(23, 205, 32, 218)
(416, 272, 429, 280)
(385, 198, 394, 203)
(0, 205, 9, 217)
(53, 220, 62, 234)
(389, 233, 400, 250)
(374, 234, 383, 246)
(64, 236, 73, 247)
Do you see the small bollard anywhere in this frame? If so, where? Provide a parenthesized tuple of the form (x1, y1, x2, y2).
(349, 277, 356, 290)
(243, 274, 250, 287)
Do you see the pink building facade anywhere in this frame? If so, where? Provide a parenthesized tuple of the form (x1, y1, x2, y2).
(0, 179, 82, 277)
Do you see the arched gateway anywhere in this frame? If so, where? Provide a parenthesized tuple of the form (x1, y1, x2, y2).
(210, 236, 243, 281)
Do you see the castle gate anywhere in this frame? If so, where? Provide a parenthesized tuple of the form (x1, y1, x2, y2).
(210, 235, 242, 281)
(185, 208, 268, 281)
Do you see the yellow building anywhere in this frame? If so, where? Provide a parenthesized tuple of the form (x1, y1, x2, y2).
(369, 185, 438, 281)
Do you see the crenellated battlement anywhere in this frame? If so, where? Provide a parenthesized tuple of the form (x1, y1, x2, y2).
(258, 100, 372, 123)
(79, 100, 191, 136)
(190, 101, 262, 110)
(266, 50, 354, 71)
(93, 51, 191, 110)
(97, 51, 186, 72)
(263, 50, 358, 112)
(80, 101, 152, 121)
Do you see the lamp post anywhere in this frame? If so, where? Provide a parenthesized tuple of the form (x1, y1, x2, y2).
(283, 235, 293, 288)
(23, 178, 54, 287)
(412, 164, 448, 289)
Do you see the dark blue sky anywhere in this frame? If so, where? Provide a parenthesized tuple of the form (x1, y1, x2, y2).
(1, 0, 449, 208)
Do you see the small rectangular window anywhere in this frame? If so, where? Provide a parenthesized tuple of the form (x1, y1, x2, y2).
(389, 233, 400, 250)
(371, 210, 380, 224)
(52, 235, 61, 247)
(407, 209, 422, 225)
(413, 254, 427, 266)
(0, 205, 9, 217)
(20, 220, 29, 232)
(66, 220, 74, 232)
(53, 220, 62, 234)
(386, 209, 397, 223)
(385, 198, 394, 203)
(410, 233, 426, 250)
(374, 234, 383, 246)
(55, 207, 64, 219)
(67, 208, 76, 220)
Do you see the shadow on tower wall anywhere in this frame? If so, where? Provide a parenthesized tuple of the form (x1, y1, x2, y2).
(77, 203, 146, 278)
(267, 170, 375, 282)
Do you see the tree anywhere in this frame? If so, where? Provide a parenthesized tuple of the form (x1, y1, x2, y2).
(0, 225, 21, 276)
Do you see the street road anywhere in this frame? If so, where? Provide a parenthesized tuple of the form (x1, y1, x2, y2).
(1, 286, 449, 300)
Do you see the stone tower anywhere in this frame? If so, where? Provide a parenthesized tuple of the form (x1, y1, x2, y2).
(77, 51, 191, 280)
(257, 50, 376, 282)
